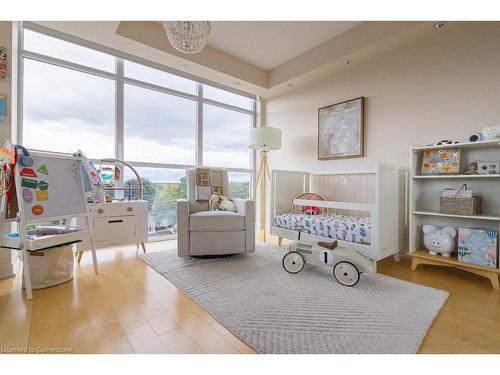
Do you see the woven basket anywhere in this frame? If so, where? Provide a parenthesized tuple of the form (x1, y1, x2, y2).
(439, 196, 481, 216)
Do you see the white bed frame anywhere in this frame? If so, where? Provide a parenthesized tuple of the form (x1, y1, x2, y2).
(270, 164, 409, 263)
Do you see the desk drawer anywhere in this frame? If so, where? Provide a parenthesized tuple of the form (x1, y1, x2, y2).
(94, 216, 136, 244)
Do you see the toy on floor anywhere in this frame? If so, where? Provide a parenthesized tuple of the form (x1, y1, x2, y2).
(282, 240, 375, 287)
(422, 224, 457, 257)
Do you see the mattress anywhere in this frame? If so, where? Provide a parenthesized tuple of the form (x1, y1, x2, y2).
(275, 212, 371, 245)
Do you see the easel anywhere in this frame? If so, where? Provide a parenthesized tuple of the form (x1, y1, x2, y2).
(0, 147, 98, 300)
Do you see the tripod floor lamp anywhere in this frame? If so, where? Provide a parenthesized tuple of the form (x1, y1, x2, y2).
(249, 126, 281, 205)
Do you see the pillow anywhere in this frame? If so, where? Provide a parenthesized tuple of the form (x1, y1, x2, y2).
(209, 193, 237, 212)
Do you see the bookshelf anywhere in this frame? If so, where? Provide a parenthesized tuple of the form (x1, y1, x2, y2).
(409, 141, 500, 290)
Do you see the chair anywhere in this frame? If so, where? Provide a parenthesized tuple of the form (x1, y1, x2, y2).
(176, 168, 255, 256)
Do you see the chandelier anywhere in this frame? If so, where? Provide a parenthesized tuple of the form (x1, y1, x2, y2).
(162, 21, 211, 54)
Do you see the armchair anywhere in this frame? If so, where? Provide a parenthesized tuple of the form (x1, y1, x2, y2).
(177, 168, 255, 256)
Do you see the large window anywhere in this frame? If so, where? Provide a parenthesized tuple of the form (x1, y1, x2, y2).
(124, 84, 197, 165)
(20, 24, 256, 240)
(203, 104, 252, 169)
(23, 59, 115, 159)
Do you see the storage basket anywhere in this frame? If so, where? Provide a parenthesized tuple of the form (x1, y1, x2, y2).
(439, 196, 481, 216)
(22, 245, 74, 289)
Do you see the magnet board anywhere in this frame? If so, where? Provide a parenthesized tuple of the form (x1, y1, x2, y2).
(16, 151, 87, 221)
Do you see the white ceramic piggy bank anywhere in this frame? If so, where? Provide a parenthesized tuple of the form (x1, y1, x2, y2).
(422, 225, 457, 257)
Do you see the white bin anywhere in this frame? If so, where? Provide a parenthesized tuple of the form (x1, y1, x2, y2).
(22, 245, 74, 289)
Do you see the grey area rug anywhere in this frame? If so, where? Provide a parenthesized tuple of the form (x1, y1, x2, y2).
(140, 243, 448, 354)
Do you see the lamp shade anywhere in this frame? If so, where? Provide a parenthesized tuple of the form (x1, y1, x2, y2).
(249, 127, 281, 151)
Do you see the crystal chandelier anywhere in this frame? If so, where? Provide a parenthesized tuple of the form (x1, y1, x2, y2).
(162, 21, 211, 54)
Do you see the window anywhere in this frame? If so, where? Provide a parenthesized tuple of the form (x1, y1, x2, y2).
(228, 171, 252, 199)
(124, 60, 196, 94)
(124, 84, 196, 164)
(124, 167, 186, 238)
(203, 104, 252, 169)
(23, 59, 115, 159)
(20, 25, 256, 240)
(204, 85, 253, 110)
(24, 29, 115, 73)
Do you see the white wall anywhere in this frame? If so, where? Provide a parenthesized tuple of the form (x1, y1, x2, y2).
(0, 21, 16, 278)
(0, 22, 14, 143)
(265, 22, 500, 174)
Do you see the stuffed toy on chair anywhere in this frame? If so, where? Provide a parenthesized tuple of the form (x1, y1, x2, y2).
(209, 193, 237, 212)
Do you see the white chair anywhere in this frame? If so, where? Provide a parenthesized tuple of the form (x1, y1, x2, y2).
(176, 168, 255, 256)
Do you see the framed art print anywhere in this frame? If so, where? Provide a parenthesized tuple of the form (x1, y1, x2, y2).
(318, 97, 364, 160)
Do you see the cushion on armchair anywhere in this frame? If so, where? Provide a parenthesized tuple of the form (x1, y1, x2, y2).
(190, 211, 245, 232)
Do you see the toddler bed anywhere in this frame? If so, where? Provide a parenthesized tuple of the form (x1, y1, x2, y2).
(270, 164, 409, 263)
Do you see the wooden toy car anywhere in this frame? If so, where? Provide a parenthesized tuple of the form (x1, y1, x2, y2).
(282, 240, 376, 286)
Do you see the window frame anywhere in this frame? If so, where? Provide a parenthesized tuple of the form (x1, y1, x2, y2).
(17, 21, 257, 241)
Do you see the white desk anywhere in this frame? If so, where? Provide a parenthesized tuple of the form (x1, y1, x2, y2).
(76, 200, 148, 261)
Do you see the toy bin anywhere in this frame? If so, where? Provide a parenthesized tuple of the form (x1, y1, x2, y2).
(458, 228, 498, 269)
(22, 245, 74, 289)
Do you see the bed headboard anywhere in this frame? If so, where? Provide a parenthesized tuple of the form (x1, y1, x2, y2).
(270, 169, 309, 226)
(291, 193, 326, 215)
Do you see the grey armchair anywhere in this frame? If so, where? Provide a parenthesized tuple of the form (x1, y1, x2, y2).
(177, 168, 255, 257)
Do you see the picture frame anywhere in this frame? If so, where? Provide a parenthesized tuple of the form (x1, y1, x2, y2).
(318, 96, 364, 160)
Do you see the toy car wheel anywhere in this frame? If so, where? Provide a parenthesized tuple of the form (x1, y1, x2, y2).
(282, 251, 305, 274)
(333, 261, 360, 287)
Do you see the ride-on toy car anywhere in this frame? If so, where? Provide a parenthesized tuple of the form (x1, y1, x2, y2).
(282, 240, 375, 286)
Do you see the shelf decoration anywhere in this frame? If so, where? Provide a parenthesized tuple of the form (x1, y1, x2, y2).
(421, 148, 460, 175)
(440, 184, 481, 216)
(477, 161, 499, 175)
(458, 228, 498, 269)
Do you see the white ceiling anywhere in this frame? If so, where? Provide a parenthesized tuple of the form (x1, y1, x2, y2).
(207, 21, 362, 70)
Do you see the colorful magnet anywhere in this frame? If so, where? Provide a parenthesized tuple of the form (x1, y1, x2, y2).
(20, 168, 37, 177)
(36, 190, 48, 202)
(38, 180, 49, 190)
(18, 155, 34, 167)
(37, 164, 48, 175)
(32, 205, 44, 216)
(22, 188, 33, 204)
(21, 178, 38, 189)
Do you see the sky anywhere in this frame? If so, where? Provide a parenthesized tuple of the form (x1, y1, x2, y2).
(22, 29, 253, 183)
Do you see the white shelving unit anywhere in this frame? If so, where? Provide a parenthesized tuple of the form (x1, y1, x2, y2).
(409, 141, 500, 290)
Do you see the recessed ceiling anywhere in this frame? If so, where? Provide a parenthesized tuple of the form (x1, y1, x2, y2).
(207, 21, 362, 70)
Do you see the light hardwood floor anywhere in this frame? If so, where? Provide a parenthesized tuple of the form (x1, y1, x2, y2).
(0, 236, 499, 354)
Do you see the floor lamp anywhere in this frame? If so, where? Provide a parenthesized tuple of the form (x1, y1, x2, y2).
(249, 127, 281, 241)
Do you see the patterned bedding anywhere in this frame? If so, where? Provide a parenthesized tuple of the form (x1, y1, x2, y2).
(275, 212, 371, 245)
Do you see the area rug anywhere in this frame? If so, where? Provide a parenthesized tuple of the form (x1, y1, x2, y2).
(140, 243, 448, 354)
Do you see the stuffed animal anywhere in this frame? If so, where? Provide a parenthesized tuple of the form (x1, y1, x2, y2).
(464, 161, 478, 175)
(422, 224, 457, 257)
(304, 205, 320, 215)
(209, 193, 236, 212)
